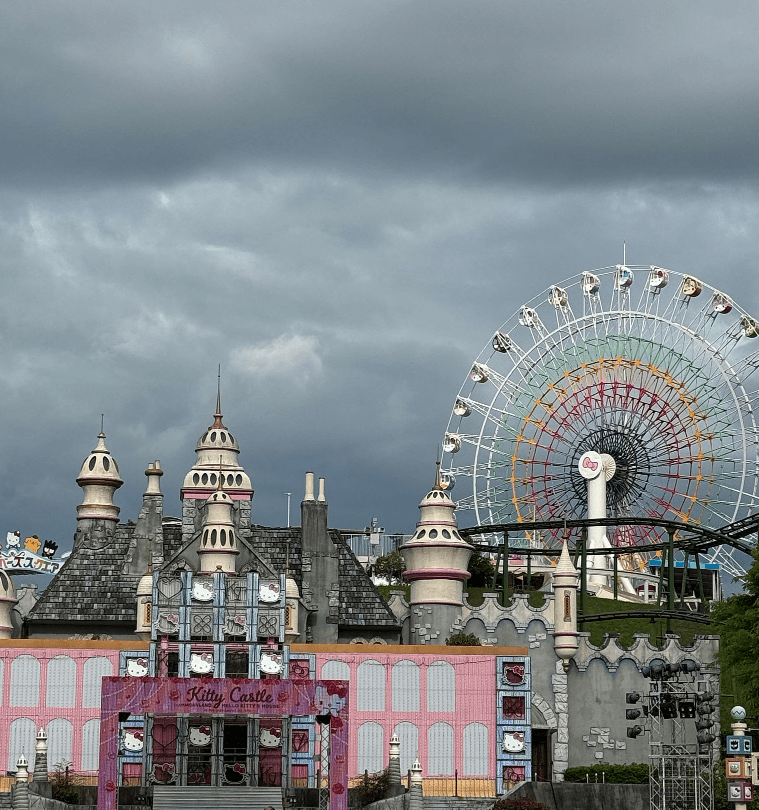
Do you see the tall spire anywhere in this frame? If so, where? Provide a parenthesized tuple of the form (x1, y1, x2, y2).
(433, 459, 443, 491)
(211, 364, 225, 429)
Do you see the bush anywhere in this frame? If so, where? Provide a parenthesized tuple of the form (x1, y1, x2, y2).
(445, 631, 482, 646)
(492, 798, 551, 810)
(562, 763, 649, 784)
(354, 768, 391, 806)
(51, 762, 81, 804)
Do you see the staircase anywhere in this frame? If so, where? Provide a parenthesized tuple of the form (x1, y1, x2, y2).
(153, 786, 283, 810)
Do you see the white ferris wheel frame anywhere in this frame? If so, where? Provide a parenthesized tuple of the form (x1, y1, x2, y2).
(442, 265, 759, 580)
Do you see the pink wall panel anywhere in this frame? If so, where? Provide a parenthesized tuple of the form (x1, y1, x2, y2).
(315, 652, 495, 778)
(0, 648, 120, 774)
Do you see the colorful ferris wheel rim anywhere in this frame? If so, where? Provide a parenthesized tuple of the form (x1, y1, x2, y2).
(442, 265, 759, 576)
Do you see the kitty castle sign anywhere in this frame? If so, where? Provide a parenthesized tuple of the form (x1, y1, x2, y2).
(1, 531, 66, 575)
(97, 677, 350, 810)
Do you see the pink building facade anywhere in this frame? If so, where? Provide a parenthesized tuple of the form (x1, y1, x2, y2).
(310, 645, 529, 784)
(0, 641, 529, 788)
(0, 641, 145, 775)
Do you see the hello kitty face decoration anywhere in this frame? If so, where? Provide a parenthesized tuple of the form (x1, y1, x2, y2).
(192, 579, 214, 602)
(259, 582, 281, 604)
(122, 729, 144, 752)
(126, 658, 149, 677)
(502, 730, 526, 753)
(259, 728, 282, 748)
(502, 662, 526, 685)
(259, 652, 283, 675)
(188, 726, 211, 747)
(151, 763, 175, 784)
(156, 613, 179, 634)
(224, 615, 247, 636)
(189, 652, 214, 675)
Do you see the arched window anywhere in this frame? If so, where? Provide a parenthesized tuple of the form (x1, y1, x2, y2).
(357, 722, 384, 774)
(8, 718, 36, 772)
(391, 660, 420, 712)
(321, 660, 350, 681)
(393, 722, 419, 774)
(463, 723, 489, 776)
(427, 661, 455, 712)
(357, 660, 385, 712)
(82, 657, 113, 708)
(81, 719, 100, 771)
(47, 718, 73, 771)
(428, 722, 454, 775)
(47, 656, 77, 707)
(10, 655, 40, 707)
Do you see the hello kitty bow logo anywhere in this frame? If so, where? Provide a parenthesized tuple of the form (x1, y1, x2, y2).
(582, 457, 598, 472)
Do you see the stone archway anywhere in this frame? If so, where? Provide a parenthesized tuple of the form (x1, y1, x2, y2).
(531, 692, 557, 782)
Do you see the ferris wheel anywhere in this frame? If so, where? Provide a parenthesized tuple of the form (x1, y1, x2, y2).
(441, 264, 759, 580)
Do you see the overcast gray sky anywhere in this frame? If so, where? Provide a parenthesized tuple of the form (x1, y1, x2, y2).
(2, 1, 759, 555)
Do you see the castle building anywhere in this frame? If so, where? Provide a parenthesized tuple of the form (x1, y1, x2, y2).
(0, 394, 720, 802)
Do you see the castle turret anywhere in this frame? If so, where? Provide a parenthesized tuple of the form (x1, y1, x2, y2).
(552, 538, 580, 671)
(181, 389, 253, 545)
(198, 466, 239, 574)
(400, 464, 473, 644)
(74, 427, 123, 552)
(76, 429, 122, 523)
(135, 565, 154, 640)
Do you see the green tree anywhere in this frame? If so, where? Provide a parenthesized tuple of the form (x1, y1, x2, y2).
(467, 550, 495, 587)
(711, 546, 759, 726)
(371, 550, 406, 584)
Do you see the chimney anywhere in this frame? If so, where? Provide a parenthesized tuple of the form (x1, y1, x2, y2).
(301, 472, 338, 643)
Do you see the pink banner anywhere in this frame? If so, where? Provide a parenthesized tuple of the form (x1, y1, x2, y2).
(97, 677, 349, 810)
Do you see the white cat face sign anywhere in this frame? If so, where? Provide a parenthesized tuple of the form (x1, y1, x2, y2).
(260, 728, 282, 748)
(189, 653, 214, 674)
(123, 730, 144, 752)
(225, 614, 247, 636)
(259, 652, 283, 675)
(502, 730, 526, 753)
(192, 579, 214, 602)
(259, 582, 281, 604)
(188, 726, 211, 747)
(126, 657, 149, 677)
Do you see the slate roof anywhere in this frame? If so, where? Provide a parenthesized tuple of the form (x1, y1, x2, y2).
(26, 520, 399, 632)
(25, 524, 140, 626)
(250, 526, 399, 628)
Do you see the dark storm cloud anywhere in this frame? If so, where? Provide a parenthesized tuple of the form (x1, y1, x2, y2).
(1, 0, 759, 581)
(3, 1, 759, 188)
